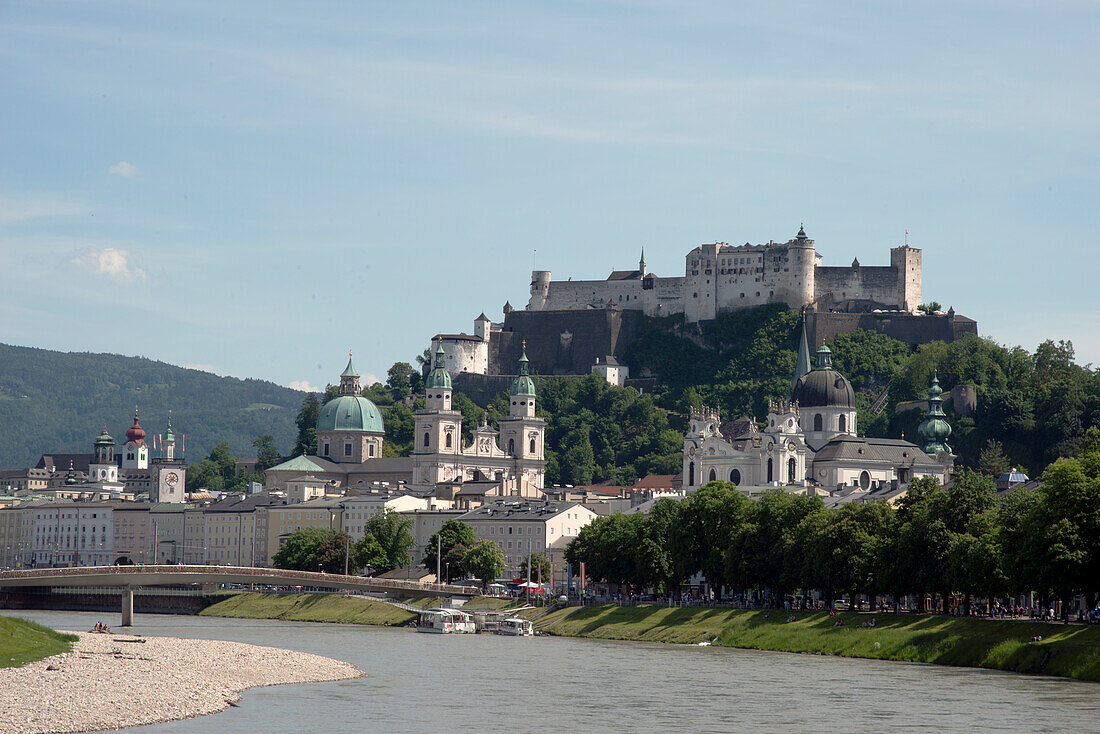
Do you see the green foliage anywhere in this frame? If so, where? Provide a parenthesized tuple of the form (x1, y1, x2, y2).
(252, 434, 281, 472)
(0, 343, 302, 470)
(272, 527, 358, 574)
(518, 552, 552, 582)
(360, 509, 416, 573)
(462, 539, 506, 589)
(422, 520, 476, 574)
(292, 393, 321, 458)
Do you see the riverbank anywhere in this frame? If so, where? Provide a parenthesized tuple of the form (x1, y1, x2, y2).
(532, 605, 1100, 681)
(0, 616, 77, 668)
(200, 592, 514, 625)
(0, 628, 363, 734)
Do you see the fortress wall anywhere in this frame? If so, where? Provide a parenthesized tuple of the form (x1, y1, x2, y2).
(809, 311, 976, 348)
(440, 339, 488, 374)
(489, 308, 642, 376)
(542, 279, 644, 310)
(815, 265, 901, 307)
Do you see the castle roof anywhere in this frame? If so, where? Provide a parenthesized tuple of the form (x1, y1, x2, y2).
(607, 269, 643, 281)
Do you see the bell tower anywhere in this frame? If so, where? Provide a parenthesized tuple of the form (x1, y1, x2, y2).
(498, 343, 546, 487)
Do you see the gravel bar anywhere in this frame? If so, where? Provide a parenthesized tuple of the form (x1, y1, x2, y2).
(0, 631, 364, 733)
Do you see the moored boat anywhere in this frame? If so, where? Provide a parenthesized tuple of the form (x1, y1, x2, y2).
(417, 609, 476, 634)
(497, 617, 534, 636)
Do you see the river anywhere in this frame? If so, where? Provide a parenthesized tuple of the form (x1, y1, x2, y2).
(7, 609, 1098, 733)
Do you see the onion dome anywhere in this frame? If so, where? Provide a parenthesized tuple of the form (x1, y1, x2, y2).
(918, 374, 953, 454)
(65, 460, 77, 486)
(425, 340, 452, 390)
(796, 223, 808, 240)
(791, 343, 855, 408)
(125, 408, 146, 445)
(94, 425, 114, 446)
(509, 343, 536, 397)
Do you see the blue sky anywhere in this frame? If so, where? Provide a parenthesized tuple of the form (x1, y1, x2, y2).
(1, 0, 1097, 391)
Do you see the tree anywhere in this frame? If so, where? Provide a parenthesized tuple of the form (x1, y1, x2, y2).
(361, 510, 416, 572)
(293, 393, 321, 457)
(386, 362, 420, 399)
(272, 528, 358, 574)
(253, 434, 281, 472)
(423, 520, 476, 573)
(978, 439, 1011, 478)
(462, 539, 505, 590)
(917, 301, 943, 314)
(518, 552, 552, 582)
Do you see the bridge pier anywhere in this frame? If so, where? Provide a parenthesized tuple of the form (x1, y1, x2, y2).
(121, 587, 134, 627)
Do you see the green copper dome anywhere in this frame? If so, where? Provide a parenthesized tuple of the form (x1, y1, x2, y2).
(509, 346, 536, 397)
(317, 395, 384, 433)
(425, 341, 452, 390)
(918, 374, 952, 455)
(94, 426, 114, 446)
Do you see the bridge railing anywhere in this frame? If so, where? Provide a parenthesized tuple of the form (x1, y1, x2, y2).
(0, 565, 475, 595)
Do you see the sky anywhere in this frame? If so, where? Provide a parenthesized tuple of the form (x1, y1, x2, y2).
(1, 0, 1098, 392)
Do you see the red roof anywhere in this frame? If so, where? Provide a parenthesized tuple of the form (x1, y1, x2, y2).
(630, 474, 679, 491)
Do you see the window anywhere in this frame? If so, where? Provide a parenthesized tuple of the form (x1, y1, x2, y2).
(767, 458, 774, 482)
(688, 461, 695, 486)
(529, 438, 536, 453)
(344, 443, 352, 457)
(368, 444, 375, 457)
(708, 468, 716, 482)
(813, 414, 823, 432)
(445, 434, 452, 448)
(423, 432, 430, 448)
(508, 439, 515, 454)
(323, 444, 330, 457)
(788, 458, 796, 483)
(730, 468, 741, 484)
(839, 414, 847, 432)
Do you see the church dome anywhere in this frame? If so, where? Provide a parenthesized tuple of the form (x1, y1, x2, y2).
(317, 395, 384, 433)
(94, 426, 114, 446)
(125, 410, 146, 445)
(509, 345, 536, 397)
(425, 341, 452, 390)
(791, 344, 855, 408)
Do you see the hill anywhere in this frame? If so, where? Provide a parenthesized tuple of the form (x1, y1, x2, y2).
(0, 343, 303, 470)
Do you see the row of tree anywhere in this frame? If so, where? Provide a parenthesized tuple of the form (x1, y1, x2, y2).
(565, 428, 1100, 613)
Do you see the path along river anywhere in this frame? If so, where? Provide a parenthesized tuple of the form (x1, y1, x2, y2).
(7, 609, 1099, 733)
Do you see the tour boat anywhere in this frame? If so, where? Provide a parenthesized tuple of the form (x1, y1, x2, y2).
(496, 617, 534, 636)
(416, 609, 476, 634)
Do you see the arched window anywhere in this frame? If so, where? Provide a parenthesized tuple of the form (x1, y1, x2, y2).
(423, 432, 430, 448)
(859, 471, 871, 490)
(445, 434, 452, 448)
(813, 414, 823, 431)
(689, 462, 695, 486)
(529, 438, 536, 453)
(730, 468, 741, 484)
(508, 438, 515, 454)
(767, 458, 774, 482)
(368, 444, 375, 457)
(708, 468, 716, 482)
(839, 414, 847, 432)
(788, 457, 796, 483)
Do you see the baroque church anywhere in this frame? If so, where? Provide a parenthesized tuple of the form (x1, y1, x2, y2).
(264, 347, 545, 492)
(682, 321, 954, 493)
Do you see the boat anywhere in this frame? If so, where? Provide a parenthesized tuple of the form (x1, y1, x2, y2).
(496, 617, 534, 636)
(416, 608, 476, 634)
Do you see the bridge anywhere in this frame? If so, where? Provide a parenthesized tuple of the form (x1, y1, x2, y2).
(0, 565, 475, 626)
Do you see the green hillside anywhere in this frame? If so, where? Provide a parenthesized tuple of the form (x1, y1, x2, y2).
(0, 343, 303, 470)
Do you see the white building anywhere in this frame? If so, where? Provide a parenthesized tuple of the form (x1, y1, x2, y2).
(26, 501, 114, 567)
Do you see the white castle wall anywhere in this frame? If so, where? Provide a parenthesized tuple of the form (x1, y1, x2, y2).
(527, 232, 920, 322)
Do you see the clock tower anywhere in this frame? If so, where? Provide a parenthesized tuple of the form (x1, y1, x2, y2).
(152, 414, 186, 503)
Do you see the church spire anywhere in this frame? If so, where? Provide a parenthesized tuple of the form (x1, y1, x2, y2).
(791, 309, 812, 394)
(339, 349, 361, 396)
(918, 372, 953, 455)
(639, 246, 646, 276)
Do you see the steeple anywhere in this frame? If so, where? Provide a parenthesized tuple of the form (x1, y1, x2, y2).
(339, 349, 361, 396)
(814, 341, 833, 370)
(65, 459, 77, 486)
(791, 310, 811, 394)
(425, 338, 452, 391)
(509, 341, 537, 402)
(918, 373, 953, 455)
(639, 246, 647, 276)
(125, 407, 146, 446)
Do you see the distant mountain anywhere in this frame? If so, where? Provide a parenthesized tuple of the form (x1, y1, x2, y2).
(0, 343, 304, 470)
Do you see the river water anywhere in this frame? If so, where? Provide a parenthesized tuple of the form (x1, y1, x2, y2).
(7, 609, 1098, 733)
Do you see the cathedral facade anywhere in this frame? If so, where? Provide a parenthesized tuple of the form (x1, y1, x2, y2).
(683, 324, 953, 493)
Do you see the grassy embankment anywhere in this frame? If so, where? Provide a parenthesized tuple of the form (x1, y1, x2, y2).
(200, 592, 516, 625)
(530, 605, 1100, 681)
(0, 616, 78, 668)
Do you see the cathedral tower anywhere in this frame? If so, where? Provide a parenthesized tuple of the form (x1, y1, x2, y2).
(89, 426, 118, 483)
(498, 343, 546, 487)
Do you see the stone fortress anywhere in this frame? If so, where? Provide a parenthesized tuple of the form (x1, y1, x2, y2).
(528, 225, 921, 321)
(433, 225, 976, 390)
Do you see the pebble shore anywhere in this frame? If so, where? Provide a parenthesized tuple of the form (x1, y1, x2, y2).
(0, 631, 364, 734)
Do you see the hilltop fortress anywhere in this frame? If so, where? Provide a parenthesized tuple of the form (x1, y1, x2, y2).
(434, 226, 975, 392)
(528, 226, 921, 321)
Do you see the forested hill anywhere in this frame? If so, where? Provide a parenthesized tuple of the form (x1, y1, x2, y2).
(0, 343, 302, 470)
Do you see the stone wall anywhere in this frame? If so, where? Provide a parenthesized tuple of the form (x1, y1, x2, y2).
(489, 308, 643, 376)
(809, 310, 978, 349)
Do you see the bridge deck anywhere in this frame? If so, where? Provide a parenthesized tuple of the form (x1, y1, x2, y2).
(0, 565, 474, 598)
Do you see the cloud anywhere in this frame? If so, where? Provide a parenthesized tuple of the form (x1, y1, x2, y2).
(108, 161, 140, 178)
(288, 380, 321, 393)
(71, 247, 147, 282)
(0, 195, 91, 224)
